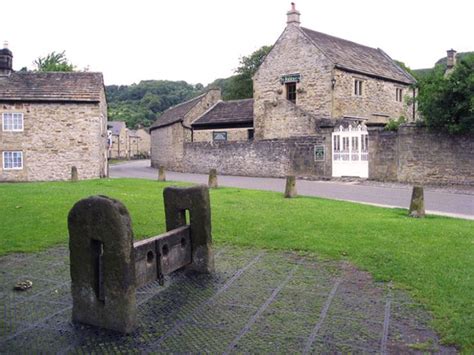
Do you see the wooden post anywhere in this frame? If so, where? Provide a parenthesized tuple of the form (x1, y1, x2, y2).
(208, 169, 218, 188)
(409, 186, 425, 218)
(71, 166, 78, 182)
(158, 166, 166, 181)
(284, 176, 297, 198)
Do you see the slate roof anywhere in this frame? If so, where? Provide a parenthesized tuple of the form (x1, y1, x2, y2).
(107, 121, 126, 136)
(192, 99, 254, 129)
(301, 27, 416, 84)
(0, 72, 104, 102)
(150, 93, 206, 130)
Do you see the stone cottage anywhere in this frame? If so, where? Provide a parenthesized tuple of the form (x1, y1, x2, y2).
(191, 99, 254, 142)
(0, 44, 108, 182)
(128, 128, 151, 158)
(149, 89, 220, 170)
(150, 3, 416, 178)
(107, 121, 128, 159)
(253, 3, 416, 140)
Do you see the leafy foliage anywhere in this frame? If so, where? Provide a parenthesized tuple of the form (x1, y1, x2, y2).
(106, 46, 271, 128)
(207, 45, 272, 100)
(34, 51, 75, 72)
(106, 81, 202, 128)
(418, 54, 474, 134)
(384, 116, 406, 131)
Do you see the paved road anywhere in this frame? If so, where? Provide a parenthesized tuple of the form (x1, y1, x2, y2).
(111, 160, 474, 220)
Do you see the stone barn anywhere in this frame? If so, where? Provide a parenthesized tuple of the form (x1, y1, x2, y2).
(0, 45, 108, 182)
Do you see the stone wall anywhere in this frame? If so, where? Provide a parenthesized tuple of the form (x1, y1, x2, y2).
(193, 128, 251, 142)
(0, 101, 107, 182)
(369, 125, 474, 185)
(397, 125, 474, 185)
(368, 130, 399, 181)
(181, 134, 332, 178)
(333, 70, 414, 124)
(109, 128, 129, 159)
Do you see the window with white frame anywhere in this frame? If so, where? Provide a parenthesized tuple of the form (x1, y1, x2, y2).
(354, 80, 363, 96)
(2, 113, 24, 131)
(3, 151, 23, 170)
(396, 88, 403, 102)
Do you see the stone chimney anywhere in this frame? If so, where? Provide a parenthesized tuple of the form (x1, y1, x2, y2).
(446, 49, 457, 69)
(287, 2, 301, 26)
(0, 41, 13, 76)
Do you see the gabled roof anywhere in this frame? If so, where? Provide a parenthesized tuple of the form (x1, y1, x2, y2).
(300, 27, 416, 84)
(0, 72, 104, 102)
(150, 93, 206, 130)
(192, 99, 253, 129)
(107, 121, 126, 135)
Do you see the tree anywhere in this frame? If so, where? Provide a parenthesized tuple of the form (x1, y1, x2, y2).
(418, 54, 474, 134)
(34, 51, 75, 72)
(225, 45, 272, 100)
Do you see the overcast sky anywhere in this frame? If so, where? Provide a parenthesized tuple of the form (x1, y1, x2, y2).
(2, 0, 472, 86)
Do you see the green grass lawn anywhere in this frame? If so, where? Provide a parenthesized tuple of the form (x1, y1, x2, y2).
(0, 178, 473, 350)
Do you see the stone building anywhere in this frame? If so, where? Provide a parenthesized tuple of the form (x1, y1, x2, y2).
(150, 4, 421, 180)
(0, 45, 108, 182)
(107, 121, 128, 159)
(192, 99, 254, 142)
(253, 3, 416, 140)
(150, 89, 220, 170)
(128, 128, 150, 158)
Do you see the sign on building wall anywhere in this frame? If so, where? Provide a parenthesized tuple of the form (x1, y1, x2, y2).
(314, 145, 325, 161)
(280, 73, 301, 84)
(213, 131, 227, 142)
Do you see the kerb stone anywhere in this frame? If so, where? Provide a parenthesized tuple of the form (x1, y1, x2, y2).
(409, 186, 425, 218)
(284, 175, 297, 198)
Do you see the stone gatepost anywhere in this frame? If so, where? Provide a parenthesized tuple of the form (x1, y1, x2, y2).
(68, 196, 137, 333)
(409, 186, 425, 218)
(284, 176, 297, 198)
(158, 166, 166, 181)
(208, 169, 218, 188)
(163, 185, 214, 273)
(71, 166, 78, 182)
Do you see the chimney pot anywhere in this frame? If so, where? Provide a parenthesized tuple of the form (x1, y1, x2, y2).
(287, 2, 301, 26)
(446, 49, 457, 69)
(0, 41, 13, 75)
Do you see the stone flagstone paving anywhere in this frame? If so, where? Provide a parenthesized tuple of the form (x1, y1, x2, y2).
(0, 246, 456, 353)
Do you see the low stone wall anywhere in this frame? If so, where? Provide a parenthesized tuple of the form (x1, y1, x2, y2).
(368, 130, 398, 182)
(369, 124, 474, 185)
(181, 134, 332, 178)
(397, 125, 474, 185)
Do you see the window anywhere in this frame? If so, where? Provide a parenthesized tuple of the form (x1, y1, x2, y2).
(3, 151, 23, 170)
(286, 82, 297, 103)
(247, 129, 254, 140)
(396, 88, 403, 102)
(2, 113, 24, 131)
(354, 80, 363, 96)
(213, 131, 227, 142)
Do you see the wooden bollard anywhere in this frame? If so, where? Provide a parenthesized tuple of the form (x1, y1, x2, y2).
(208, 169, 218, 188)
(284, 175, 297, 198)
(409, 186, 425, 218)
(71, 166, 78, 182)
(158, 166, 166, 181)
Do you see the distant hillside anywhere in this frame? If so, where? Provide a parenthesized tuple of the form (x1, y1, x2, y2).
(106, 80, 202, 129)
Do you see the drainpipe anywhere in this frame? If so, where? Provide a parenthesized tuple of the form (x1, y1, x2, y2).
(412, 87, 416, 121)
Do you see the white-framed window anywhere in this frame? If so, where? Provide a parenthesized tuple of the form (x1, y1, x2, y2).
(3, 151, 23, 170)
(2, 113, 24, 131)
(354, 80, 363, 96)
(396, 88, 403, 102)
